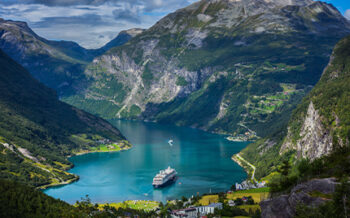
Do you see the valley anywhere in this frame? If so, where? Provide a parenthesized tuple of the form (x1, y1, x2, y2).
(0, 0, 350, 217)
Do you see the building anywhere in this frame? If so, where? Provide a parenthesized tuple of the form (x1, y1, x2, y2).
(171, 207, 197, 218)
(196, 203, 223, 216)
(228, 200, 236, 207)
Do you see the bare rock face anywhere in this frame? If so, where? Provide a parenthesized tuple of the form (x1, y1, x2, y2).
(63, 0, 350, 136)
(261, 178, 337, 218)
(280, 101, 333, 160)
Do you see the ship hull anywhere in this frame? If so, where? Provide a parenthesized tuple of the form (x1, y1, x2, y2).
(153, 175, 177, 188)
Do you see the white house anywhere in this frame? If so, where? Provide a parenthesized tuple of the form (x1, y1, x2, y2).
(228, 200, 236, 207)
(196, 203, 223, 216)
(171, 207, 197, 218)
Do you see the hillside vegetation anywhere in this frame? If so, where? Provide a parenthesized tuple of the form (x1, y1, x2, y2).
(0, 179, 84, 218)
(240, 34, 350, 181)
(0, 49, 128, 188)
(0, 19, 140, 96)
(63, 0, 350, 139)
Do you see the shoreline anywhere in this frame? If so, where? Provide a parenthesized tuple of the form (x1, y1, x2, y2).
(226, 136, 247, 142)
(73, 145, 131, 156)
(40, 145, 132, 190)
(231, 154, 256, 182)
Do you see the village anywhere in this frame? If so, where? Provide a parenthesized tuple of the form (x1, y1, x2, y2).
(166, 180, 268, 218)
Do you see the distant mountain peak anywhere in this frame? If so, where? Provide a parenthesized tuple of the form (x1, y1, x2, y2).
(120, 28, 145, 38)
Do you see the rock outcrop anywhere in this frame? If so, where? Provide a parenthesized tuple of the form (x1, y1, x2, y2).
(261, 178, 337, 218)
(280, 101, 333, 160)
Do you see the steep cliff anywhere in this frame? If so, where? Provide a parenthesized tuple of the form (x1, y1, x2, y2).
(240, 34, 350, 179)
(64, 0, 350, 138)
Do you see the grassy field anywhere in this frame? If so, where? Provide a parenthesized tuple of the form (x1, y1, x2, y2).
(98, 200, 159, 212)
(237, 205, 260, 213)
(227, 188, 270, 203)
(234, 187, 270, 193)
(199, 195, 219, 205)
(96, 144, 121, 152)
(198, 187, 270, 206)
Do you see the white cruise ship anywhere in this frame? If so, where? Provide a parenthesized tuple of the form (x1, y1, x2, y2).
(152, 166, 177, 188)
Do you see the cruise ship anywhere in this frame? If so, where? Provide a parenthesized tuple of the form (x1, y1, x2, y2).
(152, 166, 177, 188)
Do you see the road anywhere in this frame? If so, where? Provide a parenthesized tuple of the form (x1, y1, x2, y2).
(235, 154, 257, 182)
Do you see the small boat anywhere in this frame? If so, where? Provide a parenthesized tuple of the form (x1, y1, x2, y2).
(168, 139, 174, 146)
(152, 166, 177, 188)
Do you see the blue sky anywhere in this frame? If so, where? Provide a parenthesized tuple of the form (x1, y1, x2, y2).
(0, 0, 349, 48)
(322, 0, 349, 13)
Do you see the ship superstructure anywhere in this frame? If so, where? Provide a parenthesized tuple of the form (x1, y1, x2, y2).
(152, 166, 177, 188)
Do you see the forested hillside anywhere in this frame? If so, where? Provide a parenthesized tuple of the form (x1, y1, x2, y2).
(240, 34, 350, 180)
(0, 49, 129, 188)
(0, 19, 141, 96)
(0, 179, 84, 217)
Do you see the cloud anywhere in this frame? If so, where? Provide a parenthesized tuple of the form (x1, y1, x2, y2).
(0, 0, 108, 6)
(112, 7, 141, 24)
(31, 14, 107, 28)
(0, 0, 199, 48)
(345, 9, 350, 20)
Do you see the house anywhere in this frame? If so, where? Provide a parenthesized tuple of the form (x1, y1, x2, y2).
(171, 207, 197, 218)
(228, 200, 236, 207)
(196, 203, 223, 216)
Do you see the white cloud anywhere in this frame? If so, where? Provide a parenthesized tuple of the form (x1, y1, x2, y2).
(345, 9, 350, 20)
(0, 1, 199, 48)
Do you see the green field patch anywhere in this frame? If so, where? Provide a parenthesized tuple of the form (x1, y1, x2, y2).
(237, 204, 260, 213)
(199, 195, 219, 205)
(99, 200, 159, 212)
(309, 191, 332, 199)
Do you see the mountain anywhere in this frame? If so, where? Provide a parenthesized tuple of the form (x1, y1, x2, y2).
(98, 28, 145, 54)
(63, 0, 350, 139)
(239, 34, 350, 180)
(0, 19, 141, 96)
(0, 48, 129, 188)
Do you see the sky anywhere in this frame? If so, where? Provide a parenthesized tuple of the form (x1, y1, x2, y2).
(0, 0, 349, 49)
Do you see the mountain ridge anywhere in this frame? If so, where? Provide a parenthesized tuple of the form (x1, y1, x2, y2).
(0, 18, 142, 96)
(0, 48, 129, 188)
(63, 0, 350, 140)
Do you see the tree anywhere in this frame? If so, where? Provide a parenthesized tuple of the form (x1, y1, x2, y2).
(333, 178, 350, 218)
(234, 198, 243, 206)
(279, 160, 291, 177)
(231, 184, 236, 191)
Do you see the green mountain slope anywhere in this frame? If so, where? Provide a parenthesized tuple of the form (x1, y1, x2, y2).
(64, 0, 350, 139)
(0, 18, 141, 96)
(0, 49, 129, 188)
(0, 179, 84, 217)
(240, 34, 350, 179)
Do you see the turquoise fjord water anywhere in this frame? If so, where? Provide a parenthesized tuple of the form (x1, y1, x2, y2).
(44, 120, 248, 203)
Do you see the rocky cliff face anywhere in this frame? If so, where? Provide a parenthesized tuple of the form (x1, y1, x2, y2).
(64, 0, 350, 137)
(280, 101, 333, 160)
(279, 35, 350, 160)
(261, 178, 337, 218)
(240, 34, 350, 179)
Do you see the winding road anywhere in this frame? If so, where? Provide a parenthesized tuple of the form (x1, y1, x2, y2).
(234, 154, 257, 182)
